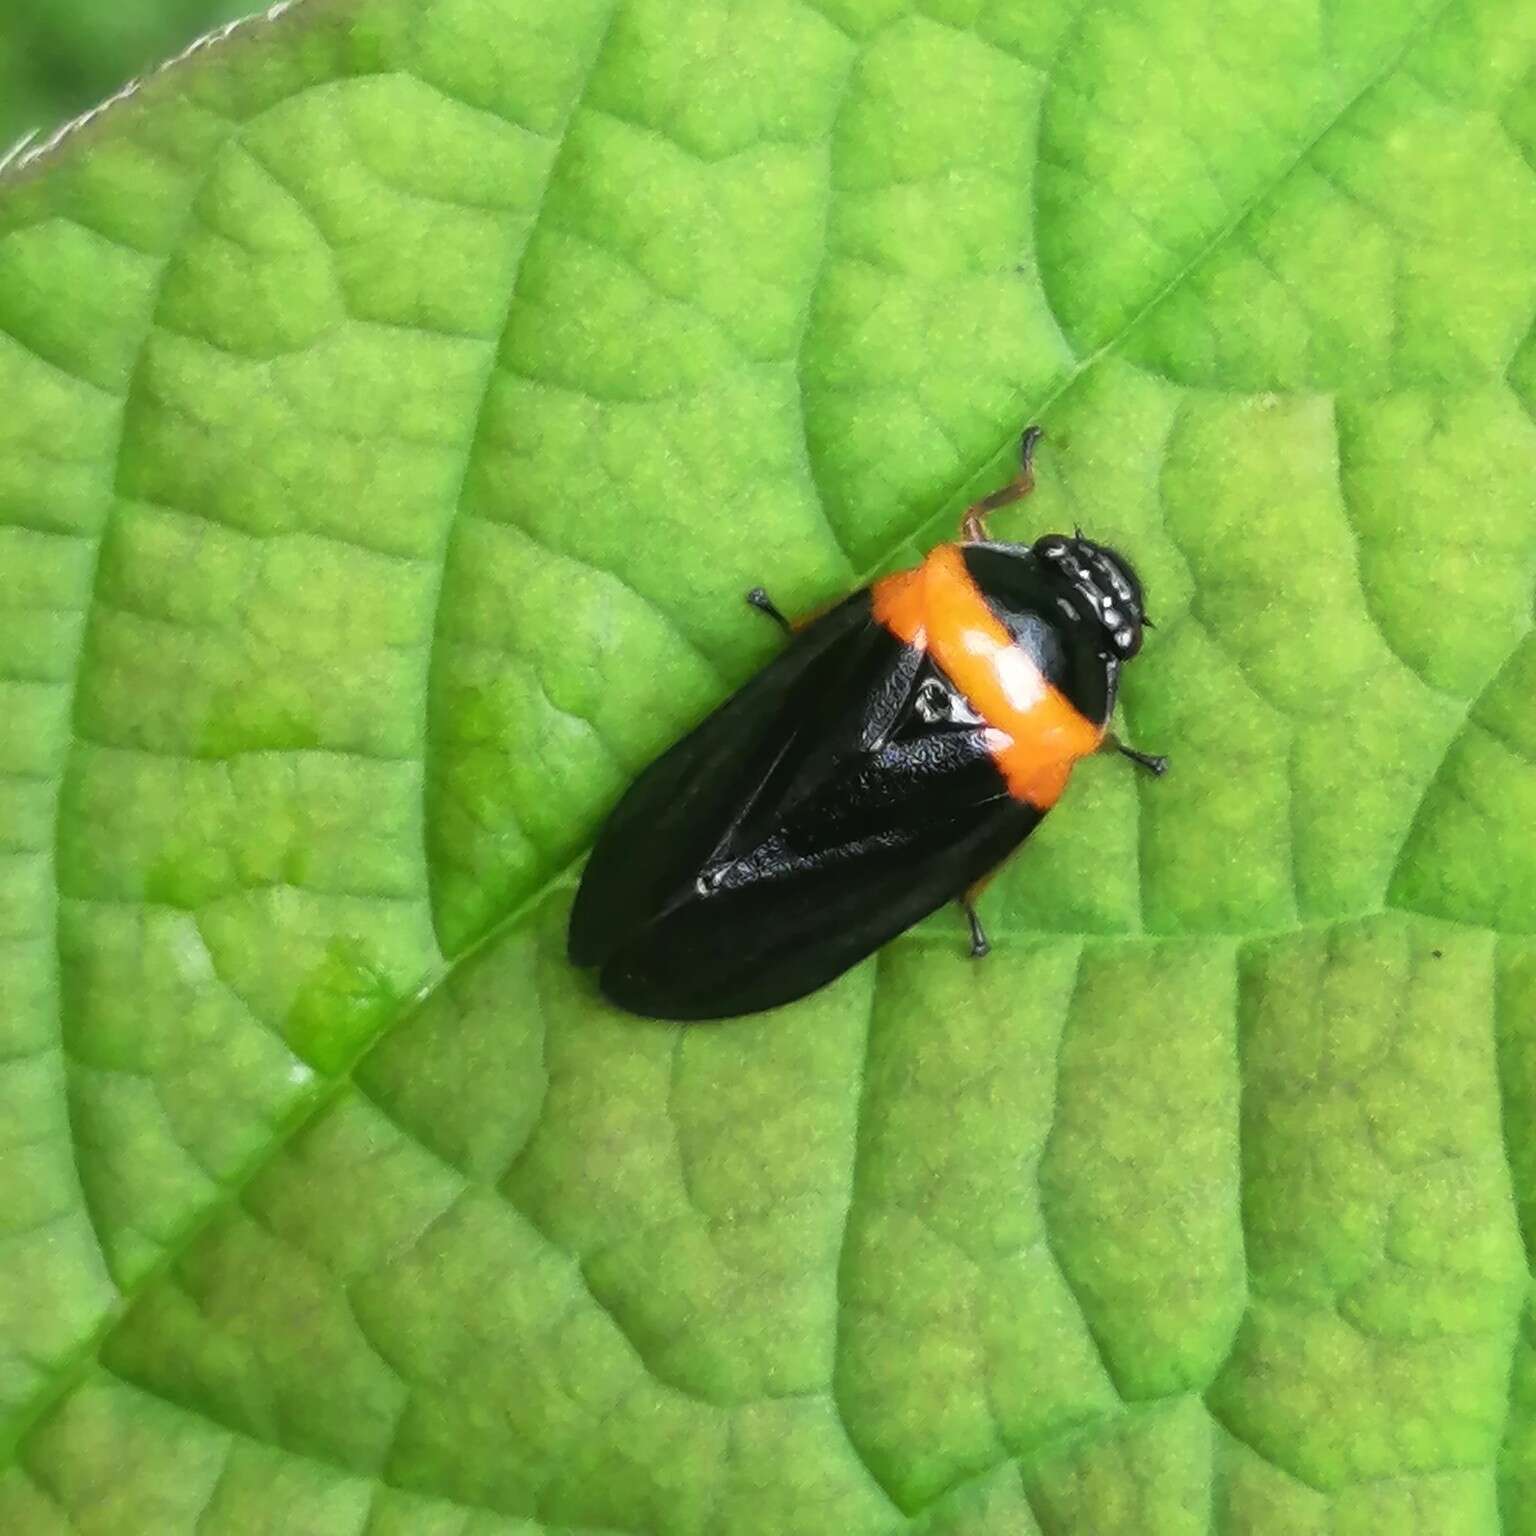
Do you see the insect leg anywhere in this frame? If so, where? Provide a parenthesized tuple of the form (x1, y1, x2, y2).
(1102, 731, 1169, 777)
(961, 425, 1045, 542)
(959, 895, 991, 958)
(745, 586, 793, 635)
(959, 863, 1005, 959)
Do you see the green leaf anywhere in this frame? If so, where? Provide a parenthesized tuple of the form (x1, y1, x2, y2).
(0, 0, 252, 150)
(1, 0, 1534, 1530)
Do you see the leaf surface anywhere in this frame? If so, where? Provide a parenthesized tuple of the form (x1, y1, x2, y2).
(1, 0, 1535, 1530)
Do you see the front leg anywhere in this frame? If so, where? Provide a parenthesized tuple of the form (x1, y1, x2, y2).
(960, 425, 1045, 542)
(1102, 731, 1169, 776)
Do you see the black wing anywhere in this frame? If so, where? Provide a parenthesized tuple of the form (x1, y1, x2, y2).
(568, 593, 1041, 1020)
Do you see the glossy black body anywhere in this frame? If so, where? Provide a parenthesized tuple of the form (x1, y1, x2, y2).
(568, 537, 1138, 1020)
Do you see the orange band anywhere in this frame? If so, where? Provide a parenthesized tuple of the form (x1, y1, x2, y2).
(872, 545, 1103, 809)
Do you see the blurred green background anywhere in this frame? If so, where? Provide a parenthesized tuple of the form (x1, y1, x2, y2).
(1, 0, 246, 153)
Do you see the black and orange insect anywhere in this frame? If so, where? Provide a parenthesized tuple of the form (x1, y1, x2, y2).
(568, 428, 1166, 1019)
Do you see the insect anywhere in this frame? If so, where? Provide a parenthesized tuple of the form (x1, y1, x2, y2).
(568, 428, 1166, 1020)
